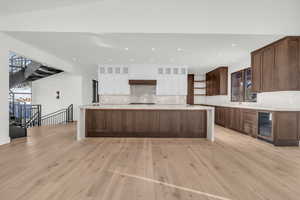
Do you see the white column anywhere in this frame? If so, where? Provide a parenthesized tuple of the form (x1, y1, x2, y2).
(206, 108, 215, 142)
(0, 46, 10, 145)
(77, 108, 86, 141)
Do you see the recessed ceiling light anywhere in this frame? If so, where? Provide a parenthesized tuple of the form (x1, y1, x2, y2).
(151, 47, 156, 51)
(124, 47, 129, 51)
(177, 48, 183, 52)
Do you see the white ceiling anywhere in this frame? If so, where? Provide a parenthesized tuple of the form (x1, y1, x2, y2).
(0, 0, 101, 16)
(6, 32, 283, 73)
(1, 0, 299, 35)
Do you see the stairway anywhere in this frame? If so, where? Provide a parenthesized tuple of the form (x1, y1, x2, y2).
(9, 56, 63, 89)
(9, 103, 74, 139)
(9, 55, 65, 139)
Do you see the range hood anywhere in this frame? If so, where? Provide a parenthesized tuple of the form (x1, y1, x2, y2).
(128, 80, 157, 85)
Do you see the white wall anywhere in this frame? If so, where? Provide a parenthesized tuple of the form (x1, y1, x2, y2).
(32, 73, 83, 120)
(81, 70, 98, 105)
(196, 58, 300, 109)
(0, 43, 10, 145)
(99, 64, 188, 96)
(31, 70, 98, 120)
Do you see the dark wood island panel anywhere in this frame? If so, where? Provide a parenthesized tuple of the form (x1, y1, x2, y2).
(85, 109, 207, 138)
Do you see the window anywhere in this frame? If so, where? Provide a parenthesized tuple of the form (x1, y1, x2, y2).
(231, 68, 257, 102)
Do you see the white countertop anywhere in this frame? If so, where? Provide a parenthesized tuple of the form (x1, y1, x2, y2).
(204, 104, 300, 112)
(80, 104, 215, 111)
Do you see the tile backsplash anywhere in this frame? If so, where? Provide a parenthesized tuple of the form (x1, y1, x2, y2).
(100, 95, 186, 105)
(130, 85, 156, 104)
(201, 91, 300, 109)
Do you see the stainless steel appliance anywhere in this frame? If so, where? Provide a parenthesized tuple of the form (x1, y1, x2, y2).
(258, 112, 273, 142)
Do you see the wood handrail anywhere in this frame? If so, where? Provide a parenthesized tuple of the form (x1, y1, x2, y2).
(194, 80, 206, 83)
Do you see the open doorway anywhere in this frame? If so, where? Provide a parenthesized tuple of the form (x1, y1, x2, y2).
(92, 80, 99, 103)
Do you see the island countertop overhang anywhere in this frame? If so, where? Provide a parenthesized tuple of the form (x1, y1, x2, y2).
(79, 104, 215, 111)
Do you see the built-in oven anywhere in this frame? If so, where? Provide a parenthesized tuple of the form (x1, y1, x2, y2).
(257, 112, 274, 142)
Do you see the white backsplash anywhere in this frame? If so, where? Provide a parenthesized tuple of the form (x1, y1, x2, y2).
(201, 90, 300, 109)
(100, 95, 186, 105)
(155, 96, 187, 105)
(130, 85, 156, 104)
(257, 91, 300, 109)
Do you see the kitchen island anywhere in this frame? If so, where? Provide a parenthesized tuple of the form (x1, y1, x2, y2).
(77, 105, 215, 141)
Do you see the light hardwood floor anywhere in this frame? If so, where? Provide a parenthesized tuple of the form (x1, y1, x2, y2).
(1, 123, 300, 200)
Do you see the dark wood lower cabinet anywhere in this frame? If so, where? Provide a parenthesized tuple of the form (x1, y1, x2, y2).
(85, 109, 207, 138)
(228, 108, 243, 132)
(273, 112, 299, 146)
(216, 108, 241, 132)
(241, 109, 258, 137)
(213, 105, 300, 146)
(215, 107, 226, 127)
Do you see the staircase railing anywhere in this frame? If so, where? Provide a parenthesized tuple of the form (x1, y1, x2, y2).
(9, 103, 73, 128)
(41, 104, 73, 126)
(25, 111, 41, 128)
(9, 102, 41, 128)
(9, 56, 31, 69)
(27, 105, 42, 127)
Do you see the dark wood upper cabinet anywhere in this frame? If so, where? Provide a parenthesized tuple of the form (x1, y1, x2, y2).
(262, 46, 275, 92)
(187, 74, 194, 105)
(273, 40, 288, 91)
(205, 67, 228, 96)
(251, 51, 262, 92)
(231, 68, 257, 102)
(219, 67, 228, 95)
(251, 36, 300, 92)
(274, 38, 299, 90)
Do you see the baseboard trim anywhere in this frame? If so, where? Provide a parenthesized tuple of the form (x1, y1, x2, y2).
(0, 137, 11, 145)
